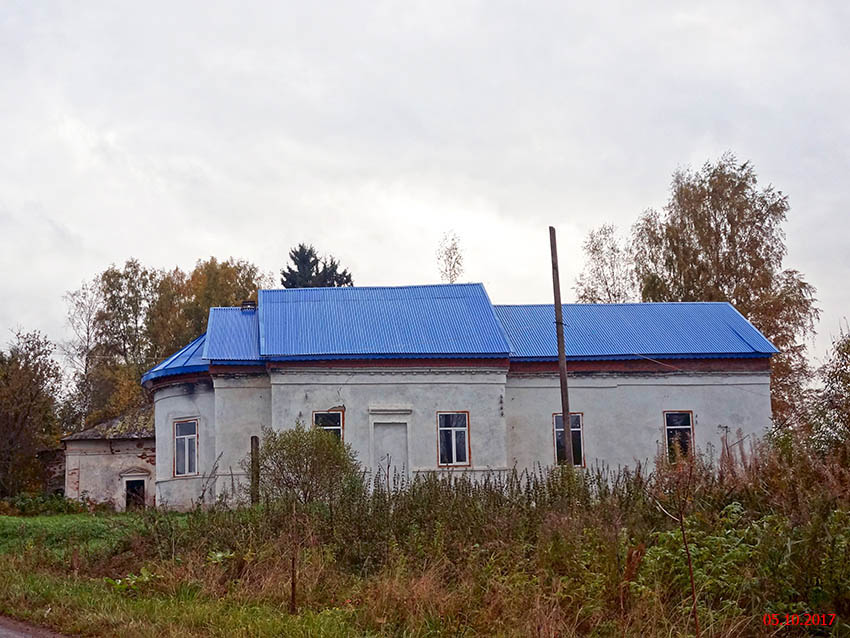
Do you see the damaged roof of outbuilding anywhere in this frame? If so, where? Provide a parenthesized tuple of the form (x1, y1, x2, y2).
(62, 408, 155, 441)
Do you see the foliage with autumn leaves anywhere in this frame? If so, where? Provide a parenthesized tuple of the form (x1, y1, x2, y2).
(1, 246, 357, 496)
(60, 256, 272, 432)
(575, 153, 821, 430)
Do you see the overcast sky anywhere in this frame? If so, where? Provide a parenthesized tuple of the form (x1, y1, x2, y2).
(1, 1, 848, 366)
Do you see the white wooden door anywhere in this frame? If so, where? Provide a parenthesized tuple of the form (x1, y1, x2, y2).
(373, 422, 409, 483)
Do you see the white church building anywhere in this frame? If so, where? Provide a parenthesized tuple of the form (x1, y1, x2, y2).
(141, 283, 777, 509)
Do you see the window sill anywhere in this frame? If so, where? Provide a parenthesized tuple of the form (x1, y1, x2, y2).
(416, 466, 511, 473)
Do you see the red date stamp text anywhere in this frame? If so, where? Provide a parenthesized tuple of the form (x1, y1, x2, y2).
(762, 613, 836, 627)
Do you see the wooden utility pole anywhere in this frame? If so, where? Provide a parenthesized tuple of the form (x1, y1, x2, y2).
(250, 435, 260, 505)
(549, 226, 573, 465)
(290, 499, 298, 614)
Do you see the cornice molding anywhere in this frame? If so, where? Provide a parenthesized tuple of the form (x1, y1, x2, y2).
(369, 405, 414, 415)
(507, 370, 772, 379)
(269, 367, 505, 378)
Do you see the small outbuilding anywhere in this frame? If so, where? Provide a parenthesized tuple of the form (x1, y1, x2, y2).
(62, 411, 156, 510)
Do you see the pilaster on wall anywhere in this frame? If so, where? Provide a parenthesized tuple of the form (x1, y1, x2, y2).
(211, 373, 272, 502)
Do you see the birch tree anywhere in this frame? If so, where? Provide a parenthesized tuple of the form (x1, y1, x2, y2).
(437, 232, 464, 284)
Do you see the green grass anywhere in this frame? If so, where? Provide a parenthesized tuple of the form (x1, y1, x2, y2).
(0, 558, 363, 637)
(3, 430, 850, 638)
(0, 514, 142, 561)
(0, 515, 366, 636)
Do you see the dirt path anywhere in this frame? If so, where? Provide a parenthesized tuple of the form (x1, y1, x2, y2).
(0, 617, 68, 638)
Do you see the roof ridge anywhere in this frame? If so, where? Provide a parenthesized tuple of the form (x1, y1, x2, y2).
(494, 301, 735, 308)
(260, 282, 483, 294)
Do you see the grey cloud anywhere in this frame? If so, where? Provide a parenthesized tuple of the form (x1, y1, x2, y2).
(0, 1, 847, 362)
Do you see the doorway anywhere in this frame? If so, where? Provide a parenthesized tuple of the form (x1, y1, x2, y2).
(373, 422, 409, 485)
(125, 479, 146, 510)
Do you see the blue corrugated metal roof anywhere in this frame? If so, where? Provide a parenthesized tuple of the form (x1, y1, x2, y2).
(141, 334, 208, 384)
(203, 307, 261, 360)
(258, 284, 511, 359)
(493, 302, 778, 360)
(142, 287, 779, 385)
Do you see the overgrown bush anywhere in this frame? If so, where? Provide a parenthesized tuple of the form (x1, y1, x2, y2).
(246, 425, 365, 509)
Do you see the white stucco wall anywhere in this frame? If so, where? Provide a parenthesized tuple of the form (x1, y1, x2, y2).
(64, 438, 156, 510)
(151, 367, 773, 509)
(212, 374, 272, 500)
(506, 371, 773, 471)
(269, 368, 508, 478)
(153, 380, 216, 509)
